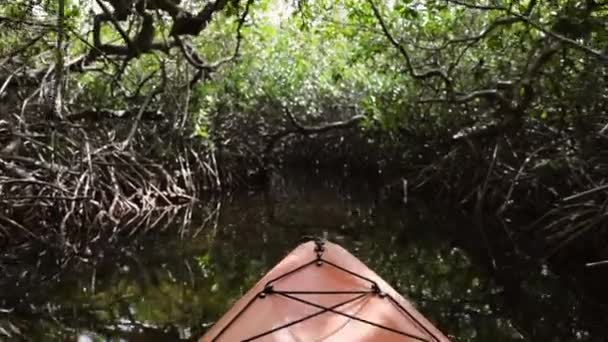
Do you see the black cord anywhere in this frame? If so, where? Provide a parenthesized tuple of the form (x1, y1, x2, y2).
(210, 239, 442, 342)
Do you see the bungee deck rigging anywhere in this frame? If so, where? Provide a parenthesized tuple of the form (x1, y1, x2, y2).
(202, 239, 449, 342)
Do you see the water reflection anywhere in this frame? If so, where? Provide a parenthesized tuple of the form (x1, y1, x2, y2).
(0, 172, 605, 341)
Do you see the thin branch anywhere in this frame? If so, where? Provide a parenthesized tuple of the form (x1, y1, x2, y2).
(173, 36, 203, 67)
(0, 32, 47, 60)
(126, 70, 158, 100)
(61, 27, 120, 71)
(511, 12, 608, 61)
(586, 260, 608, 268)
(174, 0, 253, 78)
(208, 0, 253, 69)
(419, 88, 507, 105)
(444, 0, 507, 11)
(0, 15, 57, 29)
(120, 71, 163, 150)
(600, 122, 608, 135)
(563, 184, 608, 202)
(446, 17, 522, 46)
(265, 109, 365, 158)
(0, 66, 25, 97)
(94, 0, 134, 51)
(444, 0, 607, 61)
(286, 109, 365, 135)
(368, 0, 453, 96)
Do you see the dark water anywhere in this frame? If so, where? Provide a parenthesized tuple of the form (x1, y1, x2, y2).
(0, 172, 606, 341)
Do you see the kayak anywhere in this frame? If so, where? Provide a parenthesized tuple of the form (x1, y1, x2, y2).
(202, 239, 450, 341)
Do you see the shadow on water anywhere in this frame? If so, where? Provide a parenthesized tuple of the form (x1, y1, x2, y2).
(0, 170, 606, 341)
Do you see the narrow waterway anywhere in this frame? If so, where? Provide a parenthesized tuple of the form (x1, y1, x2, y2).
(0, 171, 605, 341)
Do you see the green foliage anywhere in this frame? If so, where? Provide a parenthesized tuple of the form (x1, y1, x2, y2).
(2, 0, 604, 141)
(180, 0, 604, 144)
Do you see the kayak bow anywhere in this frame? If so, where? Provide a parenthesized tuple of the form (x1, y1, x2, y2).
(202, 240, 450, 341)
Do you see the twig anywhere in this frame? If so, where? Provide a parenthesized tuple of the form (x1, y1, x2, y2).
(0, 214, 44, 241)
(510, 12, 608, 62)
(120, 79, 160, 150)
(563, 184, 608, 202)
(444, 0, 507, 11)
(0, 66, 25, 97)
(475, 141, 500, 270)
(599, 122, 608, 135)
(94, 0, 134, 51)
(0, 196, 90, 201)
(368, 0, 453, 95)
(264, 109, 364, 157)
(586, 260, 608, 268)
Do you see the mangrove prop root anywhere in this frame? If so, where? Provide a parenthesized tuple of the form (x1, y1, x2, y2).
(412, 116, 607, 262)
(0, 118, 220, 262)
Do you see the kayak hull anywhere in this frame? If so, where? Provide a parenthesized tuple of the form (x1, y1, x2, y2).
(202, 240, 450, 342)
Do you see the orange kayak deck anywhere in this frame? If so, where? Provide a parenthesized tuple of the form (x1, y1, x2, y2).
(202, 240, 450, 341)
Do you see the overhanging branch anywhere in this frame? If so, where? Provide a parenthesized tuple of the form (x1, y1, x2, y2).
(368, 0, 454, 97)
(176, 0, 253, 85)
(419, 89, 508, 105)
(445, 0, 607, 61)
(444, 0, 507, 11)
(512, 12, 608, 61)
(170, 0, 231, 36)
(264, 109, 365, 157)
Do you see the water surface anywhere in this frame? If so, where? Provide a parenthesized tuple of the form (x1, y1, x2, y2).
(0, 172, 605, 341)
